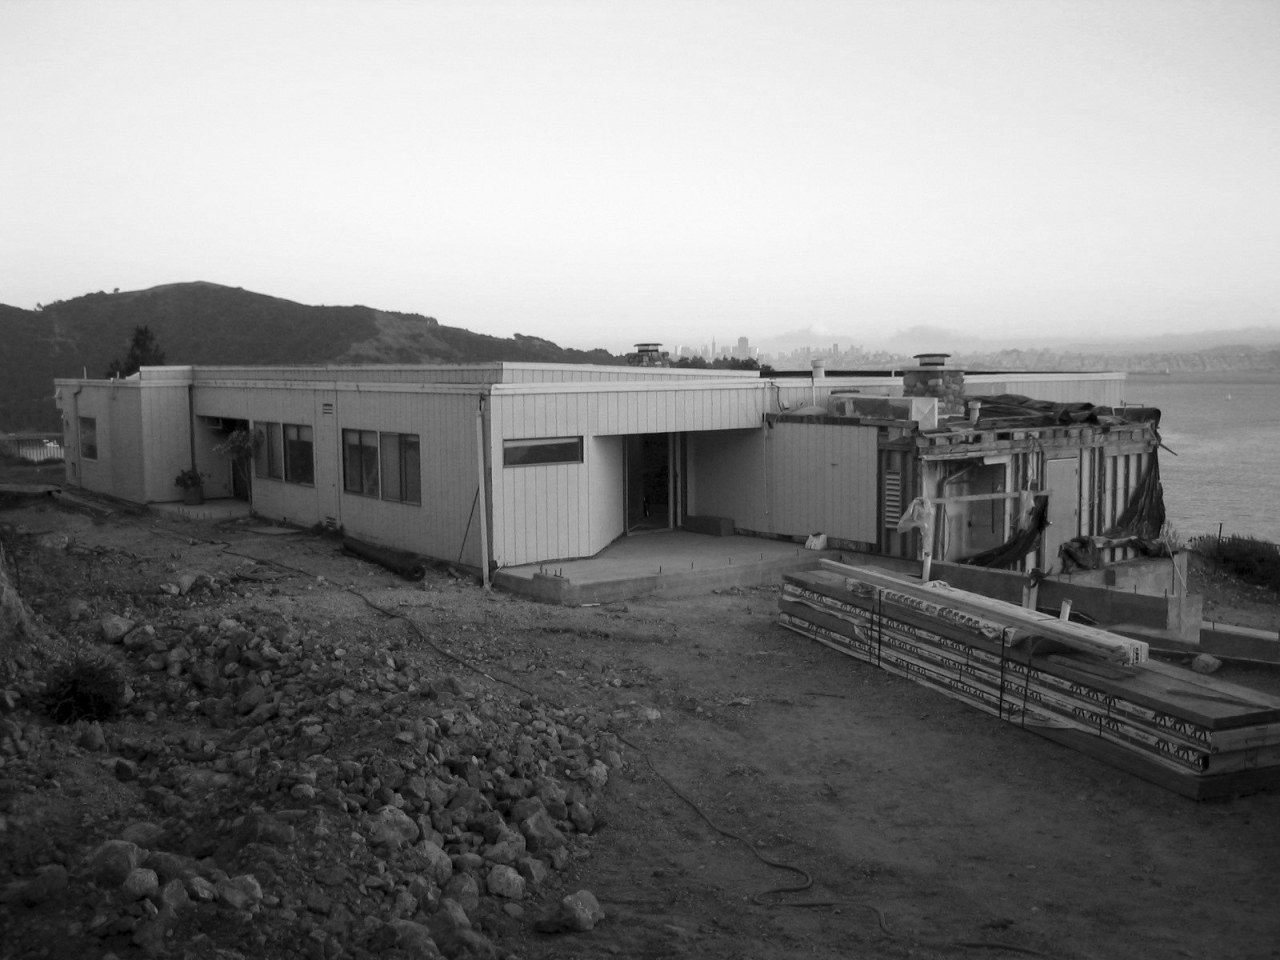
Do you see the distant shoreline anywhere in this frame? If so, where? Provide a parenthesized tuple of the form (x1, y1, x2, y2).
(1127, 369, 1280, 385)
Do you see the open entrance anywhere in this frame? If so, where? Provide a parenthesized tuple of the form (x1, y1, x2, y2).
(625, 433, 676, 533)
(211, 418, 253, 501)
(939, 459, 1009, 561)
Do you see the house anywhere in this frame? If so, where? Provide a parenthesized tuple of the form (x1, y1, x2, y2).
(52, 356, 1159, 579)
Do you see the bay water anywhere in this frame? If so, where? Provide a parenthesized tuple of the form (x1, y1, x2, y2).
(1124, 371, 1280, 544)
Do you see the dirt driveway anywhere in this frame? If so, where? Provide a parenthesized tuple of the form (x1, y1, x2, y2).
(508, 588, 1280, 960)
(2, 488, 1278, 960)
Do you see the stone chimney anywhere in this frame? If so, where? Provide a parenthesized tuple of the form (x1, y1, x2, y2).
(903, 353, 965, 417)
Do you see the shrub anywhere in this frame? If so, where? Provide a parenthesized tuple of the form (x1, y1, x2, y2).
(1192, 534, 1280, 592)
(173, 467, 206, 490)
(40, 655, 127, 723)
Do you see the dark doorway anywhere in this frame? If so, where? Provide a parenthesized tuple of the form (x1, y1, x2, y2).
(217, 418, 253, 501)
(625, 433, 671, 533)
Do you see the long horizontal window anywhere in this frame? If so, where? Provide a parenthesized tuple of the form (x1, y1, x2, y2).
(503, 436, 583, 467)
(343, 429, 421, 504)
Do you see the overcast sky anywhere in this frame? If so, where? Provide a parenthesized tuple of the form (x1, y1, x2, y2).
(3, 0, 1277, 354)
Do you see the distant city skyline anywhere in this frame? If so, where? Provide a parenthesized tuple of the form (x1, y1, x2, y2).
(3, 1, 1278, 354)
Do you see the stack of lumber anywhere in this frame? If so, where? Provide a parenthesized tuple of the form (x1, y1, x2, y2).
(779, 560, 1280, 800)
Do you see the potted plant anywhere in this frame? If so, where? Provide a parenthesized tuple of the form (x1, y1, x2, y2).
(174, 467, 206, 505)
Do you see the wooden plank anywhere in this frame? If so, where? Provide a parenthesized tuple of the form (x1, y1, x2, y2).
(781, 569, 1280, 798)
(787, 572, 1280, 745)
(783, 605, 1280, 792)
(781, 595, 1233, 769)
(818, 560, 1148, 665)
(1032, 726, 1280, 801)
(1044, 656, 1280, 731)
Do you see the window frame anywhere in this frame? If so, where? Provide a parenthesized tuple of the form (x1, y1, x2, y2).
(79, 416, 98, 460)
(253, 421, 313, 485)
(283, 423, 315, 485)
(253, 421, 283, 480)
(342, 428, 422, 504)
(342, 428, 380, 498)
(502, 436, 584, 467)
(378, 431, 421, 505)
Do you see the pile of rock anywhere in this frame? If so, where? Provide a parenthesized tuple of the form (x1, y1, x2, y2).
(2, 569, 620, 959)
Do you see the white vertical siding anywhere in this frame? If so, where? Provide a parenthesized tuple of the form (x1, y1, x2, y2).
(334, 390, 483, 566)
(588, 436, 625, 554)
(199, 386, 326, 527)
(66, 384, 148, 503)
(687, 421, 878, 542)
(491, 457, 591, 567)
(193, 384, 485, 566)
(765, 422, 879, 542)
(688, 430, 766, 529)
(107, 388, 147, 502)
(484, 381, 780, 566)
(490, 381, 771, 438)
(139, 384, 193, 501)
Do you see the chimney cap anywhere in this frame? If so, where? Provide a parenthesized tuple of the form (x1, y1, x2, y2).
(913, 352, 951, 367)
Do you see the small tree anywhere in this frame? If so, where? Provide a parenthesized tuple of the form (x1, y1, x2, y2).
(105, 325, 165, 378)
(214, 427, 261, 495)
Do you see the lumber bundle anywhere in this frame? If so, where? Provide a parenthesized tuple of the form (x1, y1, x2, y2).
(779, 562, 1280, 800)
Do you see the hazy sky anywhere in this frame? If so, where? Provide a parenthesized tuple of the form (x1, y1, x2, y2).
(3, 0, 1278, 353)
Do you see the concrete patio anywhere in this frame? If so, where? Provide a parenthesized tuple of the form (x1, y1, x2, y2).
(493, 530, 843, 605)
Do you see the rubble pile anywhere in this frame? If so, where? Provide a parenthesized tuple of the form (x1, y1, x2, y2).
(1, 544, 620, 960)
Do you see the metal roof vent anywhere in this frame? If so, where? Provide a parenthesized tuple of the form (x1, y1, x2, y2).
(913, 352, 950, 368)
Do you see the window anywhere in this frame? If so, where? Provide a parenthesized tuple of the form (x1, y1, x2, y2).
(343, 429, 380, 497)
(79, 416, 98, 460)
(343, 429, 421, 503)
(254, 421, 312, 484)
(503, 436, 583, 467)
(379, 432, 421, 504)
(284, 424, 314, 484)
(254, 421, 282, 479)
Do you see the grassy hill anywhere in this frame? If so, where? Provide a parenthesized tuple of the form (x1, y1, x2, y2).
(0, 282, 617, 431)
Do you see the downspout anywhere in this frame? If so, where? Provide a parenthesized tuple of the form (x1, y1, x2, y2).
(475, 394, 491, 590)
(187, 383, 196, 470)
(760, 380, 771, 532)
(69, 384, 83, 488)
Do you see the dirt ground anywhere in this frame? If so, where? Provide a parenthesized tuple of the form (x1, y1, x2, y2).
(2, 461, 1279, 960)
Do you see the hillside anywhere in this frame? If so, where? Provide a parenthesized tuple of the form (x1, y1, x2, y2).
(0, 283, 617, 431)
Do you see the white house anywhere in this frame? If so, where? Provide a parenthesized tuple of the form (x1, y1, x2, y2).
(53, 359, 1151, 577)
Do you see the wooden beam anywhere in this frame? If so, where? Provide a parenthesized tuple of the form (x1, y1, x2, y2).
(934, 490, 1040, 505)
(818, 559, 1148, 665)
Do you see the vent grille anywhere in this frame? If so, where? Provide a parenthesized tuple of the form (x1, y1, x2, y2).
(321, 402, 335, 416)
(883, 471, 903, 527)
